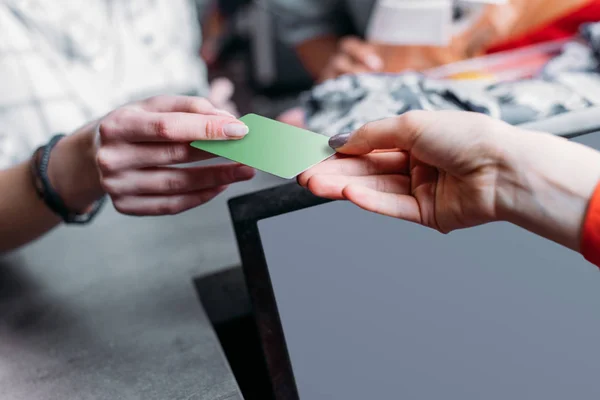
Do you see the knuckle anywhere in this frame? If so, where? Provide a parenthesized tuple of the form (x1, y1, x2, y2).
(153, 117, 173, 140)
(375, 178, 389, 193)
(189, 97, 213, 113)
(111, 107, 136, 124)
(399, 111, 426, 141)
(163, 175, 187, 193)
(204, 119, 222, 140)
(165, 143, 189, 163)
(98, 108, 134, 141)
(97, 119, 116, 142)
(400, 110, 423, 129)
(95, 149, 115, 174)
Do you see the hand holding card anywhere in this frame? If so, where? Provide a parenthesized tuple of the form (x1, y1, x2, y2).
(190, 114, 335, 179)
(63, 95, 259, 217)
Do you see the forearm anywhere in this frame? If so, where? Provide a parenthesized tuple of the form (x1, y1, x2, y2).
(0, 162, 62, 252)
(295, 35, 339, 81)
(496, 130, 600, 253)
(0, 128, 103, 253)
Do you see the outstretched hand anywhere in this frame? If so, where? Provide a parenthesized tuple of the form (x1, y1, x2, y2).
(51, 95, 256, 216)
(299, 111, 520, 233)
(300, 109, 600, 253)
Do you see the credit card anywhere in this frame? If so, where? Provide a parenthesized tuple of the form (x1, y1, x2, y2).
(190, 113, 335, 179)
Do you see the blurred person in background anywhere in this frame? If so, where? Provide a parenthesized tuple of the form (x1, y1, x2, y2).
(0, 0, 237, 169)
(0, 1, 257, 253)
(271, 0, 600, 82)
(275, 0, 600, 128)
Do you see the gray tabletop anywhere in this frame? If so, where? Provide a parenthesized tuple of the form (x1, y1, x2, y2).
(0, 169, 283, 400)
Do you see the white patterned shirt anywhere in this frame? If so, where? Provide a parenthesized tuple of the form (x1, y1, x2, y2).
(0, 0, 210, 168)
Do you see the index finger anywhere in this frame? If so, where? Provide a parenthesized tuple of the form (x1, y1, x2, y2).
(99, 108, 249, 143)
(329, 111, 430, 155)
(139, 95, 235, 117)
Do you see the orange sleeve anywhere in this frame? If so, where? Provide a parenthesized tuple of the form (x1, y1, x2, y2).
(581, 182, 600, 267)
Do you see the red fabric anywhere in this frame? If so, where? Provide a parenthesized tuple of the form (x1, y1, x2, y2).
(581, 182, 600, 267)
(487, 1, 600, 53)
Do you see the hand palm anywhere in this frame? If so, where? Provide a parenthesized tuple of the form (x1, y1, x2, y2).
(299, 111, 507, 232)
(411, 159, 497, 233)
(300, 150, 498, 234)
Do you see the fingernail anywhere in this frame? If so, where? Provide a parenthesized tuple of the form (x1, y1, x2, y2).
(223, 123, 249, 138)
(234, 165, 255, 179)
(365, 54, 383, 70)
(329, 132, 351, 149)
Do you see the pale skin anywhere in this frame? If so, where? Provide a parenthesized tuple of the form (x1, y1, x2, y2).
(299, 111, 600, 254)
(0, 95, 256, 253)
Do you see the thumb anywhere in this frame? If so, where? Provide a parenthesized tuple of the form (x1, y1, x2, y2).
(328, 111, 428, 155)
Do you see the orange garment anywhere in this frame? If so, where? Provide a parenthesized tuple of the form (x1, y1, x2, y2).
(488, 1, 600, 53)
(582, 182, 600, 267)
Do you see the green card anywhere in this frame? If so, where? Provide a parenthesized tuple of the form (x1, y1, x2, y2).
(190, 113, 335, 179)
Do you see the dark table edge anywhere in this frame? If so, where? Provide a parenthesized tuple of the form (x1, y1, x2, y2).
(228, 183, 334, 399)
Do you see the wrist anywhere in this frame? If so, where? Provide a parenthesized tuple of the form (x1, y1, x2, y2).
(47, 123, 104, 212)
(495, 129, 600, 252)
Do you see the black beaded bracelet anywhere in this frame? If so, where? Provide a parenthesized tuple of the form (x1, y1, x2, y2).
(30, 134, 105, 224)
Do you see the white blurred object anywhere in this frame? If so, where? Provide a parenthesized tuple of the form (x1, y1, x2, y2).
(366, 0, 453, 46)
(366, 0, 508, 46)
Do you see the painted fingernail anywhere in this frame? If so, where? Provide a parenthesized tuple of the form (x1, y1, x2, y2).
(365, 54, 383, 70)
(234, 165, 255, 179)
(329, 132, 351, 149)
(223, 123, 249, 138)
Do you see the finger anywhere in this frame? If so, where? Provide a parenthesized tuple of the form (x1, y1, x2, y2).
(331, 53, 370, 76)
(102, 164, 255, 196)
(328, 111, 431, 155)
(342, 184, 422, 224)
(298, 152, 409, 187)
(98, 108, 248, 143)
(139, 95, 235, 117)
(307, 174, 410, 200)
(112, 186, 229, 216)
(339, 36, 383, 71)
(95, 142, 217, 173)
